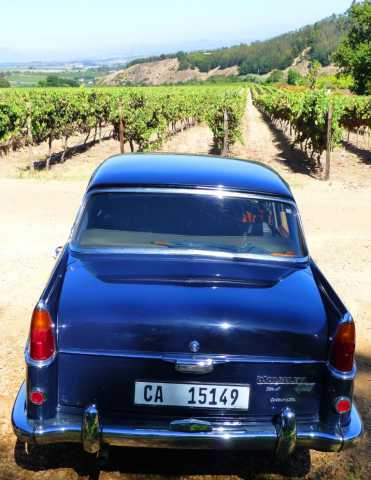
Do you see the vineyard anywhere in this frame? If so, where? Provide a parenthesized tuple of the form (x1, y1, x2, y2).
(0, 86, 246, 168)
(0, 84, 370, 178)
(251, 85, 371, 172)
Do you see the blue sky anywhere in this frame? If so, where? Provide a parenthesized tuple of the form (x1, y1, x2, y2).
(0, 0, 352, 61)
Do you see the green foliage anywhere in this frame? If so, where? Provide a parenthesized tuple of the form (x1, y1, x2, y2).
(38, 74, 80, 88)
(287, 69, 303, 85)
(177, 51, 192, 71)
(3, 68, 109, 87)
(307, 60, 322, 89)
(252, 85, 370, 163)
(205, 89, 246, 151)
(0, 78, 11, 88)
(266, 70, 285, 84)
(334, 0, 371, 94)
(316, 74, 354, 90)
(0, 86, 247, 157)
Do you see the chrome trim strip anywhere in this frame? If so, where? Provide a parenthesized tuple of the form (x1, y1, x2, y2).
(25, 348, 57, 369)
(12, 383, 363, 452)
(70, 245, 309, 264)
(170, 419, 213, 433)
(174, 358, 214, 374)
(58, 348, 323, 365)
(327, 362, 357, 381)
(69, 187, 309, 264)
(340, 312, 353, 324)
(87, 187, 297, 201)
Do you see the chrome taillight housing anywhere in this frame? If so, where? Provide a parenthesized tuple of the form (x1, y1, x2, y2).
(329, 318, 355, 373)
(29, 303, 56, 362)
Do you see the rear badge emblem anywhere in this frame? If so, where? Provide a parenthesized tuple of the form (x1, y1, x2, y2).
(189, 340, 200, 353)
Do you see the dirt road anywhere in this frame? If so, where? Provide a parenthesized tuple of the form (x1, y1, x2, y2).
(0, 98, 370, 479)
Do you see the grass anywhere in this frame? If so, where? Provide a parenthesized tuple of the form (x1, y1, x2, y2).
(14, 162, 97, 181)
(3, 68, 111, 87)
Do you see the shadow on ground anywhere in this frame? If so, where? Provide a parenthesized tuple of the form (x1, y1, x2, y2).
(208, 141, 222, 156)
(28, 134, 113, 172)
(5, 356, 369, 480)
(355, 352, 371, 438)
(262, 115, 321, 178)
(342, 140, 371, 166)
(13, 441, 311, 479)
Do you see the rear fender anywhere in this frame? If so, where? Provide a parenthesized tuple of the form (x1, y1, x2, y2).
(26, 246, 69, 420)
(310, 259, 355, 425)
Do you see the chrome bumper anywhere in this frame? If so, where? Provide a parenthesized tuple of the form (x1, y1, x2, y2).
(12, 383, 363, 454)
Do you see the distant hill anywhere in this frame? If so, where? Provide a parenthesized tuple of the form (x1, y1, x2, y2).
(101, 13, 347, 86)
(100, 58, 239, 86)
(128, 14, 346, 74)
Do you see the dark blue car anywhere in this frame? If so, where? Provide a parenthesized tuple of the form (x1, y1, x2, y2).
(12, 154, 362, 459)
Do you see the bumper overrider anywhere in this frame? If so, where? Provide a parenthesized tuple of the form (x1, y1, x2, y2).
(12, 383, 363, 455)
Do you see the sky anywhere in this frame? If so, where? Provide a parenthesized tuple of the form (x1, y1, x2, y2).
(0, 0, 353, 62)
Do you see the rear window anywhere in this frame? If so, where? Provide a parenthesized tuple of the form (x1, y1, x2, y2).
(71, 191, 306, 259)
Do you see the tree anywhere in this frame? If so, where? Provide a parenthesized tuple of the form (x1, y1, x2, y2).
(333, 0, 371, 94)
(0, 78, 10, 88)
(38, 75, 79, 87)
(307, 60, 321, 89)
(267, 69, 285, 84)
(287, 69, 303, 85)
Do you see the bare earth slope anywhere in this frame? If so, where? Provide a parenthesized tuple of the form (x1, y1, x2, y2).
(0, 98, 370, 479)
(101, 58, 239, 85)
(101, 51, 337, 86)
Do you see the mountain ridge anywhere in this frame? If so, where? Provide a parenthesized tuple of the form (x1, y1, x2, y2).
(101, 13, 347, 86)
(127, 14, 346, 73)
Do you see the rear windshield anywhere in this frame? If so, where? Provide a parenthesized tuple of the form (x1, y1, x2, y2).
(72, 191, 306, 259)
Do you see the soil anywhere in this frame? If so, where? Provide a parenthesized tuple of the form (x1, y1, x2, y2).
(0, 95, 370, 479)
(99, 58, 239, 86)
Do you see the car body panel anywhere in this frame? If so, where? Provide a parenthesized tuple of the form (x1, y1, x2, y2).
(58, 253, 327, 358)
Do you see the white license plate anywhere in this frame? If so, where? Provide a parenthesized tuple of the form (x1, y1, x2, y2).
(134, 382, 250, 409)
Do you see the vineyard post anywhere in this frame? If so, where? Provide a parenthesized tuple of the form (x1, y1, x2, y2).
(222, 109, 229, 156)
(119, 103, 125, 154)
(27, 104, 34, 171)
(46, 135, 52, 170)
(324, 103, 333, 181)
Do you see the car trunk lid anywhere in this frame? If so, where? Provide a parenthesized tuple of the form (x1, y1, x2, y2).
(57, 253, 327, 417)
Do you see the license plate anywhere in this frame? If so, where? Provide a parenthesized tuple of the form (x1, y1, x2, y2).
(134, 381, 250, 409)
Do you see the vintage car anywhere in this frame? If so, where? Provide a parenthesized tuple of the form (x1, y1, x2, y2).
(12, 153, 362, 459)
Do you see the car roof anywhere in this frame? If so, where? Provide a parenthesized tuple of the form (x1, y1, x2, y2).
(88, 153, 293, 199)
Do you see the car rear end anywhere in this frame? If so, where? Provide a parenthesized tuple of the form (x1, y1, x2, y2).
(13, 311, 361, 454)
(12, 187, 363, 455)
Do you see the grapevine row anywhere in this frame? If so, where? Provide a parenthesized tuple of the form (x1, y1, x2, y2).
(251, 85, 370, 164)
(0, 87, 246, 167)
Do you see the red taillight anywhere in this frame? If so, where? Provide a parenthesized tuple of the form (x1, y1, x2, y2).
(334, 397, 352, 414)
(329, 321, 355, 372)
(29, 389, 47, 406)
(29, 305, 55, 361)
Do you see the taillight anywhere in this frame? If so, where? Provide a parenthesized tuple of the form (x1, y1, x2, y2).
(29, 389, 47, 406)
(29, 304, 56, 361)
(333, 397, 352, 415)
(329, 321, 355, 372)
